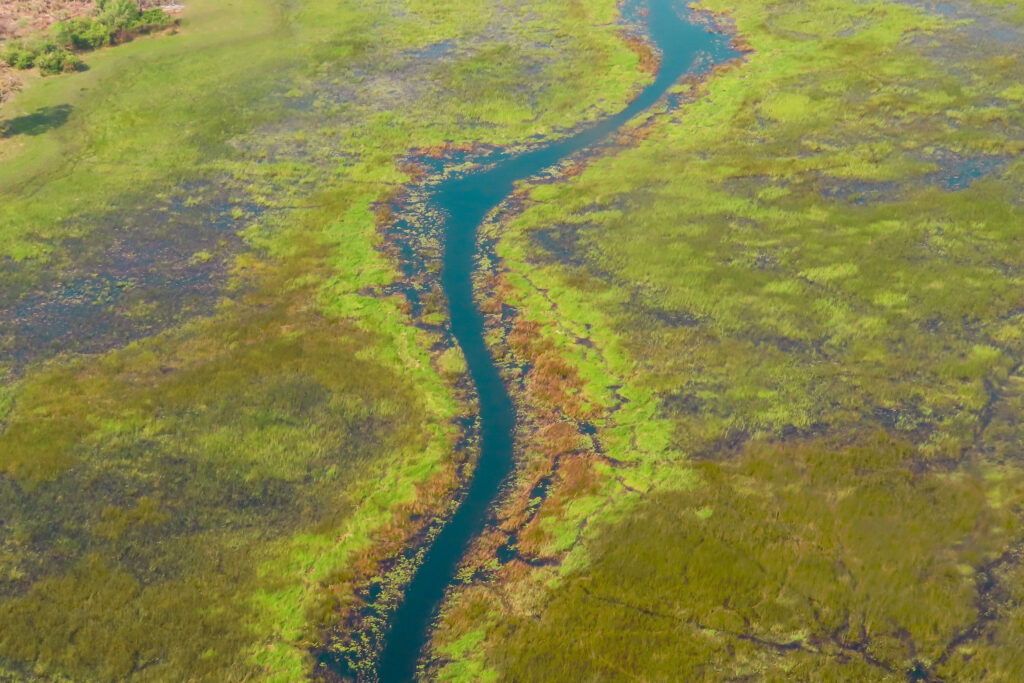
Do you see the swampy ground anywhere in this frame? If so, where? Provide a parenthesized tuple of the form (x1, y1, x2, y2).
(2, 0, 1024, 681)
(428, 0, 1024, 680)
(0, 0, 648, 679)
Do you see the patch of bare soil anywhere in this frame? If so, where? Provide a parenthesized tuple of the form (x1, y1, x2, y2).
(0, 0, 95, 41)
(0, 1, 95, 103)
(0, 69, 18, 104)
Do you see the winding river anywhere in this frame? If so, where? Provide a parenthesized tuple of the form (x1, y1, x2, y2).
(375, 2, 738, 680)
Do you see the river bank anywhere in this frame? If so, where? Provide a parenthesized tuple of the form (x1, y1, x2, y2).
(365, 2, 739, 680)
(427, 0, 1024, 677)
(0, 0, 651, 679)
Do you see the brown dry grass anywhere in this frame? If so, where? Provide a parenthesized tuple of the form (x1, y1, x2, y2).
(621, 32, 659, 75)
(0, 0, 95, 40)
(0, 68, 19, 103)
(0, 0, 96, 103)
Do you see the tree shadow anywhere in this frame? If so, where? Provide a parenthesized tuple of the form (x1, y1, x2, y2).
(0, 104, 73, 138)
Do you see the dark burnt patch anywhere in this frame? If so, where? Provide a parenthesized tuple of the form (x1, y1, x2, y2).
(532, 224, 591, 265)
(661, 391, 704, 416)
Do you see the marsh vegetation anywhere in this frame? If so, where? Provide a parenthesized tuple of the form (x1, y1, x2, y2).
(428, 0, 1024, 679)
(0, 0, 650, 678)
(3, 0, 1022, 678)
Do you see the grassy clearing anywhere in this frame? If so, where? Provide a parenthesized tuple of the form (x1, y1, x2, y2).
(428, 0, 1024, 679)
(0, 0, 646, 679)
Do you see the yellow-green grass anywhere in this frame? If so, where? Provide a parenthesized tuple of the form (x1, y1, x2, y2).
(429, 0, 1024, 679)
(0, 0, 648, 679)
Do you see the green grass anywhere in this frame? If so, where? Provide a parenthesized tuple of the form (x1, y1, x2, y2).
(0, 0, 647, 678)
(429, 0, 1024, 679)
(489, 436, 1024, 680)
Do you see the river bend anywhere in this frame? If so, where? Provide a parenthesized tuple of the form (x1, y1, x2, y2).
(376, 3, 738, 679)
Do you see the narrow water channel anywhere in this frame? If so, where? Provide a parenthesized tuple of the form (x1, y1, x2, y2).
(375, 2, 738, 680)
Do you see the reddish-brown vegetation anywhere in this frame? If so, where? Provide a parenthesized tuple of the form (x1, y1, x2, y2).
(621, 32, 659, 75)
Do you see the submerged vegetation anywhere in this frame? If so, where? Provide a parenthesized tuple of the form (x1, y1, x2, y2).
(0, 0, 649, 678)
(428, 0, 1024, 679)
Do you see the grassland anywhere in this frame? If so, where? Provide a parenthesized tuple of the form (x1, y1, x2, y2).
(0, 0, 648, 679)
(427, 0, 1024, 679)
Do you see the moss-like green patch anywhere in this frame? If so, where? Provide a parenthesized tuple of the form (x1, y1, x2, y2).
(429, 0, 1024, 678)
(0, 0, 649, 678)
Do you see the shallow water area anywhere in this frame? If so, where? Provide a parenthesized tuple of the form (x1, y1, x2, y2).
(0, 186, 257, 374)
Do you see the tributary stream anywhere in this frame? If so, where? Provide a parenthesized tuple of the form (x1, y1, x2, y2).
(375, 2, 738, 679)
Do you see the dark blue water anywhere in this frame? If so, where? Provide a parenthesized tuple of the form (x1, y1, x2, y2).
(375, 3, 738, 680)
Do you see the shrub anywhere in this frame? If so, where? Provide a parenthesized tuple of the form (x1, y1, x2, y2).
(139, 8, 173, 31)
(0, 70, 20, 105)
(2, 43, 37, 70)
(95, 0, 171, 36)
(35, 49, 83, 76)
(54, 18, 111, 50)
(2, 39, 82, 76)
(4, 3, 173, 77)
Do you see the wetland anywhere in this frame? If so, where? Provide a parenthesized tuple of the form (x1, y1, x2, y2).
(2, 0, 1024, 680)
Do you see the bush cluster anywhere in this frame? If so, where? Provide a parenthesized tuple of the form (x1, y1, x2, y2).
(1, 42, 81, 76)
(1, 0, 172, 76)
